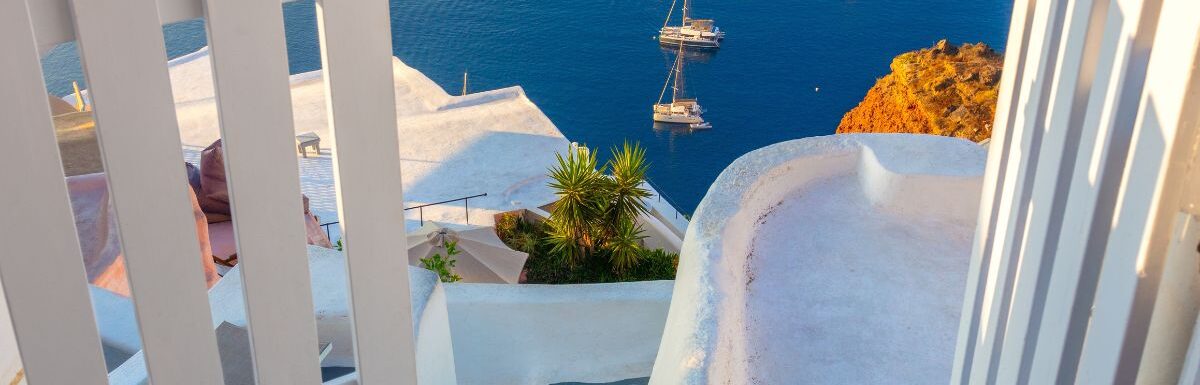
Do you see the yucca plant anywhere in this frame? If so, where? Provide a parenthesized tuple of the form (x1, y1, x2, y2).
(605, 141, 652, 230)
(546, 146, 604, 264)
(606, 218, 647, 271)
(544, 142, 653, 272)
(545, 216, 586, 265)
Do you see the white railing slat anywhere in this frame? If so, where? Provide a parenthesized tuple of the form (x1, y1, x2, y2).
(1023, 0, 1115, 382)
(0, 0, 109, 383)
(201, 0, 323, 383)
(966, 0, 1062, 383)
(315, 0, 419, 383)
(992, 0, 1102, 381)
(950, 0, 1039, 382)
(1030, 0, 1162, 380)
(70, 0, 225, 383)
(1076, 0, 1199, 382)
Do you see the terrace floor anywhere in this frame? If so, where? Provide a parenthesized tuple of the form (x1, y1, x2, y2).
(745, 173, 973, 383)
(650, 135, 985, 385)
(167, 47, 571, 233)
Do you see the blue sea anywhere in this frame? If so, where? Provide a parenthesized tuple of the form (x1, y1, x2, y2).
(42, 0, 1012, 213)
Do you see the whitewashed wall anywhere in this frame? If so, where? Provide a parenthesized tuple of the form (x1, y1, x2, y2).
(444, 281, 673, 385)
(106, 246, 457, 385)
(638, 211, 683, 253)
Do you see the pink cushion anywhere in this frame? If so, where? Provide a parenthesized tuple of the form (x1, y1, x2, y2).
(67, 173, 219, 296)
(207, 221, 237, 260)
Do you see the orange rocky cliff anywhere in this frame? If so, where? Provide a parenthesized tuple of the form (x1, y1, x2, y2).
(836, 40, 1002, 142)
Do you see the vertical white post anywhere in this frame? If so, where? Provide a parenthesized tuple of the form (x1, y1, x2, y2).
(0, 0, 109, 383)
(201, 0, 323, 383)
(993, 0, 1106, 382)
(315, 0, 419, 383)
(70, 0, 225, 383)
(1022, 1, 1115, 384)
(1076, 0, 1197, 382)
(1027, 0, 1165, 380)
(951, 0, 1040, 382)
(967, 1, 1061, 382)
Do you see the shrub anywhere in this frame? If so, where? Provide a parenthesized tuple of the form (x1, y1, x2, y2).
(508, 225, 542, 254)
(420, 241, 463, 283)
(500, 219, 678, 284)
(495, 212, 520, 240)
(623, 248, 679, 281)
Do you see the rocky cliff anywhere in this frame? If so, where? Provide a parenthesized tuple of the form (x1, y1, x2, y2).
(836, 40, 1002, 142)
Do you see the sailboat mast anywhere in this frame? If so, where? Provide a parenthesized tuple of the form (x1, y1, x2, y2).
(672, 42, 684, 103)
(682, 0, 691, 22)
(657, 56, 677, 105)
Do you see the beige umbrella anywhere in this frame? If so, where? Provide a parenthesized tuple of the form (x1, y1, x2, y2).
(407, 222, 529, 284)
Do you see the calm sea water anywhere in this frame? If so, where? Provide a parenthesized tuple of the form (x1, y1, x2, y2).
(42, 0, 1012, 213)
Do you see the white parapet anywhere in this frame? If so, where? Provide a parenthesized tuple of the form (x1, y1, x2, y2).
(649, 134, 986, 384)
(99, 245, 675, 385)
(444, 281, 674, 385)
(106, 246, 457, 385)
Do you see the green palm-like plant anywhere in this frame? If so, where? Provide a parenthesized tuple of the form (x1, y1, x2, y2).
(605, 141, 652, 226)
(545, 216, 586, 265)
(546, 147, 604, 264)
(544, 142, 653, 272)
(607, 219, 647, 271)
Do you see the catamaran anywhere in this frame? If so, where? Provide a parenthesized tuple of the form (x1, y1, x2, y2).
(653, 42, 710, 129)
(658, 0, 724, 49)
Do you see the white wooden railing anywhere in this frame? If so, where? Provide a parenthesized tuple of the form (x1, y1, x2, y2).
(953, 0, 1200, 384)
(1, 0, 417, 384)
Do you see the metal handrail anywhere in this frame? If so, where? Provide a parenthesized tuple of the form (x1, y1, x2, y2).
(642, 178, 690, 220)
(320, 193, 488, 238)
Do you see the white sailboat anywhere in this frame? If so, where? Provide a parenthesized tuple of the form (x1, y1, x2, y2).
(653, 42, 709, 128)
(658, 0, 724, 49)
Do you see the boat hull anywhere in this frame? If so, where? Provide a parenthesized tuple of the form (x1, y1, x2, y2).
(653, 112, 705, 124)
(658, 35, 720, 49)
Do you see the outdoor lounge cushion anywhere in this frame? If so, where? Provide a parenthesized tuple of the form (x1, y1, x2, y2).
(196, 139, 333, 250)
(67, 172, 219, 296)
(198, 139, 231, 217)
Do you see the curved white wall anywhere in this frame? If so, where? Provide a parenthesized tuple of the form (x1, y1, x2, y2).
(649, 134, 985, 384)
(444, 281, 673, 385)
